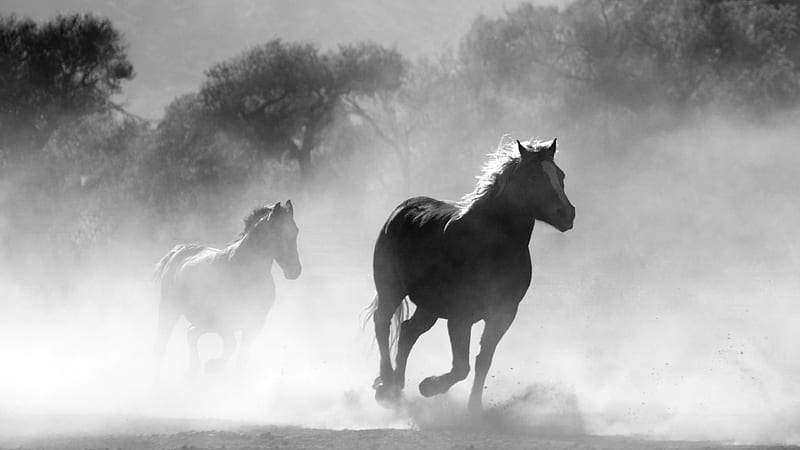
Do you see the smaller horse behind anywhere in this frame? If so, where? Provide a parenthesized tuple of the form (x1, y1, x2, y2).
(153, 201, 301, 379)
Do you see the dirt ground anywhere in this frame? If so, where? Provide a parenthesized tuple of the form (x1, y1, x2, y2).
(0, 416, 796, 450)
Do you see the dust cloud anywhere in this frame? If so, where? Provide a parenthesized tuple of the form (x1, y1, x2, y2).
(2, 107, 800, 445)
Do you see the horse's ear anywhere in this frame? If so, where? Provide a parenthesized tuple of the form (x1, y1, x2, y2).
(270, 201, 282, 218)
(541, 138, 557, 159)
(517, 140, 526, 157)
(285, 199, 293, 216)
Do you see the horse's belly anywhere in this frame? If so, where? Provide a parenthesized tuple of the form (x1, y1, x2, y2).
(184, 295, 273, 332)
(408, 270, 529, 321)
(178, 275, 275, 333)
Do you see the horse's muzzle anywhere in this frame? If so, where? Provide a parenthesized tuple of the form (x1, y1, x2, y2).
(554, 205, 575, 232)
(284, 265, 302, 280)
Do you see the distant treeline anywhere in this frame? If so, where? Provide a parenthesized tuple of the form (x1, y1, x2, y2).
(1, 0, 799, 255)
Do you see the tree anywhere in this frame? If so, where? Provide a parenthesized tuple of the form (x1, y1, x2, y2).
(347, 52, 491, 194)
(460, 4, 571, 94)
(198, 39, 406, 177)
(458, 0, 800, 114)
(45, 110, 149, 192)
(144, 93, 260, 209)
(0, 14, 134, 158)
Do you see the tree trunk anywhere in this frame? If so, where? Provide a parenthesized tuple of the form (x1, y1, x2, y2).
(296, 119, 318, 179)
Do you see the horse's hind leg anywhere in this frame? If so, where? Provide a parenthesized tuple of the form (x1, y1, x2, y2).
(236, 322, 263, 374)
(186, 325, 202, 377)
(205, 332, 236, 373)
(152, 300, 179, 384)
(419, 318, 471, 398)
(393, 307, 437, 389)
(373, 292, 403, 404)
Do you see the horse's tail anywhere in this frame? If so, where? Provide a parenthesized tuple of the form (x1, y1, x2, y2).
(363, 294, 411, 356)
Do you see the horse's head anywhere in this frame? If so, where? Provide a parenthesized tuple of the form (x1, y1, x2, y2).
(513, 139, 575, 232)
(250, 200, 302, 279)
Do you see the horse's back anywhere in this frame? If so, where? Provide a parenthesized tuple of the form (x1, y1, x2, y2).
(156, 244, 209, 282)
(376, 196, 457, 262)
(374, 196, 531, 319)
(157, 243, 230, 303)
(379, 196, 458, 241)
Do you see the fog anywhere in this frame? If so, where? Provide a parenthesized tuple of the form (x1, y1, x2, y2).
(3, 0, 800, 446)
(2, 109, 800, 444)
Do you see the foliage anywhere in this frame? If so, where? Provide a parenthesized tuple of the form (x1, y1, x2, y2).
(460, 0, 800, 113)
(197, 39, 406, 176)
(138, 93, 259, 210)
(0, 13, 134, 158)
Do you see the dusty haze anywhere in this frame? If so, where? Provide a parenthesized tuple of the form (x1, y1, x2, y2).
(3, 111, 800, 443)
(1, 0, 800, 447)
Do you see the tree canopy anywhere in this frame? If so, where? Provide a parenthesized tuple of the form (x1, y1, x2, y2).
(197, 39, 406, 176)
(460, 0, 800, 112)
(0, 13, 134, 157)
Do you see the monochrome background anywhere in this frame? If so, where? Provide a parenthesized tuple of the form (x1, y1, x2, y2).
(1, 0, 800, 446)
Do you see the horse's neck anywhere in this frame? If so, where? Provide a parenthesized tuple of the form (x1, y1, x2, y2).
(461, 195, 536, 243)
(226, 233, 274, 268)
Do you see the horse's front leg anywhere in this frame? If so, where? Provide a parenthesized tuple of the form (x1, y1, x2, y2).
(235, 327, 259, 375)
(467, 310, 516, 412)
(419, 318, 471, 397)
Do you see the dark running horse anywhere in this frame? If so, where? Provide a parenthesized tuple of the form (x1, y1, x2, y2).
(153, 201, 301, 378)
(368, 137, 574, 412)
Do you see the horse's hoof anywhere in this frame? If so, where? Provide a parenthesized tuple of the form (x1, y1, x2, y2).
(467, 400, 484, 415)
(375, 387, 401, 408)
(418, 376, 441, 397)
(373, 379, 402, 408)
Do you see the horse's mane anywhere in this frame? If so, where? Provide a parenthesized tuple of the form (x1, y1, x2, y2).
(221, 205, 275, 251)
(456, 135, 549, 218)
(242, 205, 274, 234)
(456, 136, 520, 215)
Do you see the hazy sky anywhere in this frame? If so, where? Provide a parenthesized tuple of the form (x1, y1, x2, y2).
(1, 0, 568, 118)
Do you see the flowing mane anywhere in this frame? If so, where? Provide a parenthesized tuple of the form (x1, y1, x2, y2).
(226, 205, 275, 246)
(459, 136, 521, 211)
(242, 205, 274, 234)
(457, 135, 548, 217)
